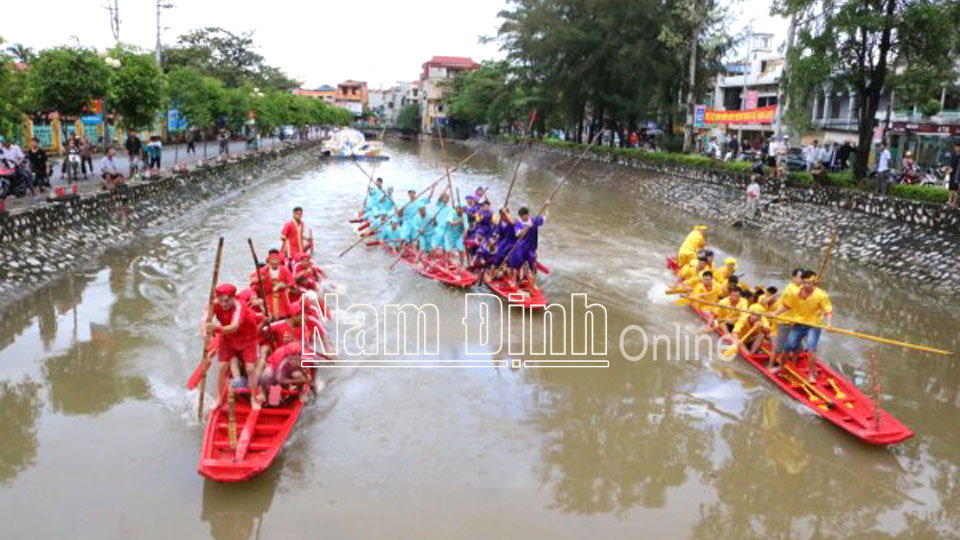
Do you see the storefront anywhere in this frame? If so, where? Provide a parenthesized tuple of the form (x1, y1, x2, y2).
(889, 122, 960, 168)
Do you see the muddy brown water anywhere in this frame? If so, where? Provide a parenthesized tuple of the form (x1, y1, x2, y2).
(1, 140, 958, 539)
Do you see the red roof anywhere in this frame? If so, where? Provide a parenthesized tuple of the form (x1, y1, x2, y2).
(420, 56, 480, 80)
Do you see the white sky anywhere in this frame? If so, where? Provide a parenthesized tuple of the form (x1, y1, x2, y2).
(3, 0, 787, 89)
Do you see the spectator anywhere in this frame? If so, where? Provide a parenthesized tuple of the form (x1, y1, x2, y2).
(900, 151, 918, 184)
(804, 139, 820, 171)
(26, 137, 50, 190)
(125, 133, 143, 177)
(947, 141, 960, 208)
(218, 129, 230, 155)
(811, 160, 828, 185)
(836, 142, 852, 170)
(100, 148, 124, 189)
(147, 136, 163, 170)
(1, 137, 39, 200)
(875, 142, 892, 194)
(79, 137, 94, 179)
(745, 174, 761, 219)
(186, 126, 198, 155)
(820, 142, 835, 170)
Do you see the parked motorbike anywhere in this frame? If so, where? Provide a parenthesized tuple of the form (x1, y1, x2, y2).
(0, 162, 29, 199)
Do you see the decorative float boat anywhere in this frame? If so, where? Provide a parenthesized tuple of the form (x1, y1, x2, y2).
(667, 257, 913, 445)
(319, 128, 389, 160)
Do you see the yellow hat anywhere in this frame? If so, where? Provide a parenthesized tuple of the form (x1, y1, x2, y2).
(694, 225, 708, 231)
(725, 257, 737, 266)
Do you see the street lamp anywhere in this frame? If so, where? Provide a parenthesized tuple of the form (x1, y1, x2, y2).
(100, 53, 121, 151)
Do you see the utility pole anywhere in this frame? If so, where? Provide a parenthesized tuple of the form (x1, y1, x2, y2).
(682, 6, 701, 153)
(104, 0, 120, 43)
(155, 0, 174, 67)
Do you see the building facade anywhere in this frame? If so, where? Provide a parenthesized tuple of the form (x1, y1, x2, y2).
(418, 56, 480, 133)
(708, 32, 784, 148)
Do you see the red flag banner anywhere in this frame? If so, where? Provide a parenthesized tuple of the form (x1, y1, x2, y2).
(703, 105, 777, 125)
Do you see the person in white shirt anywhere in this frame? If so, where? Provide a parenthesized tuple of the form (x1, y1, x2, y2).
(100, 149, 124, 189)
(875, 142, 892, 194)
(745, 174, 761, 219)
(1, 140, 25, 166)
(804, 140, 820, 171)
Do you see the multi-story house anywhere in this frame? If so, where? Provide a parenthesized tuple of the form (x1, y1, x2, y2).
(418, 56, 480, 134)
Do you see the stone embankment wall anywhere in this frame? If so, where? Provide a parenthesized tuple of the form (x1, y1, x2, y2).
(0, 142, 320, 309)
(472, 139, 960, 296)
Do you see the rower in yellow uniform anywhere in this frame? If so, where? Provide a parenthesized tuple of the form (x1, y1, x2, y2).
(677, 225, 708, 267)
(714, 286, 749, 332)
(679, 255, 709, 283)
(771, 268, 804, 370)
(774, 269, 833, 381)
(732, 304, 772, 355)
(690, 271, 724, 327)
(715, 257, 738, 285)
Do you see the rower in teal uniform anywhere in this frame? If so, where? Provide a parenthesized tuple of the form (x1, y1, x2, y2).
(431, 192, 453, 257)
(443, 203, 467, 268)
(409, 204, 434, 254)
(380, 217, 403, 250)
(400, 187, 429, 249)
(362, 178, 385, 219)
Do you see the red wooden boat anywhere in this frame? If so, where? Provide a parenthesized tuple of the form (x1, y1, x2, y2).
(667, 257, 912, 445)
(354, 218, 479, 288)
(483, 276, 548, 310)
(197, 375, 313, 482)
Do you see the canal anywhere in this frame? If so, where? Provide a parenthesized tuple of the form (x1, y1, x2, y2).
(0, 139, 957, 538)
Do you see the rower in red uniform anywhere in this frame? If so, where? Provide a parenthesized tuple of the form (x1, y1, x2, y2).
(258, 342, 312, 405)
(258, 249, 296, 319)
(206, 283, 264, 408)
(281, 206, 312, 260)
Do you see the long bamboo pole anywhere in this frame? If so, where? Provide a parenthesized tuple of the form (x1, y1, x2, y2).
(196, 237, 225, 422)
(679, 295, 951, 355)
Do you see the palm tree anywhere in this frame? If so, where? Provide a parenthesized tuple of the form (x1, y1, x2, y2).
(6, 43, 35, 64)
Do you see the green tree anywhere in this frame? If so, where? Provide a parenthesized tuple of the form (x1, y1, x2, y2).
(395, 103, 420, 132)
(107, 45, 164, 130)
(448, 60, 521, 133)
(163, 27, 298, 90)
(27, 46, 110, 120)
(774, 0, 960, 179)
(166, 67, 226, 132)
(0, 37, 28, 140)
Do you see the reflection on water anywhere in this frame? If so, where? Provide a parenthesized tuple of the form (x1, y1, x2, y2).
(0, 140, 958, 537)
(0, 379, 42, 483)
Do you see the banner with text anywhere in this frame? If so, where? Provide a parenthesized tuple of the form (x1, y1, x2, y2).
(703, 105, 777, 125)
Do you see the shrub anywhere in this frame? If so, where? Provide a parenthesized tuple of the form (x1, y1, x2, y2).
(889, 184, 949, 204)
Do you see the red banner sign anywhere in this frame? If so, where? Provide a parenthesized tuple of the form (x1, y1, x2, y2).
(703, 105, 777, 125)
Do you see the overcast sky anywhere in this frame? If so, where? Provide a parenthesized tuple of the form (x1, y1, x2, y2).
(3, 0, 788, 89)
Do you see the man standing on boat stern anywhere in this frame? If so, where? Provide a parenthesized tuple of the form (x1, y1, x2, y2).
(677, 225, 707, 268)
(281, 207, 309, 260)
(776, 270, 833, 382)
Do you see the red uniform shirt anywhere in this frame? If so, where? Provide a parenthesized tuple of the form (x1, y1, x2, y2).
(213, 301, 261, 347)
(258, 265, 296, 318)
(281, 220, 306, 259)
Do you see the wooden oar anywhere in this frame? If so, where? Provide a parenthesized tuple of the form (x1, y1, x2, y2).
(722, 321, 760, 357)
(494, 130, 602, 275)
(503, 109, 538, 208)
(235, 407, 260, 461)
(354, 160, 396, 207)
(247, 239, 271, 321)
(196, 237, 225, 422)
(679, 296, 951, 355)
(338, 151, 478, 258)
(817, 229, 839, 284)
(227, 385, 238, 450)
